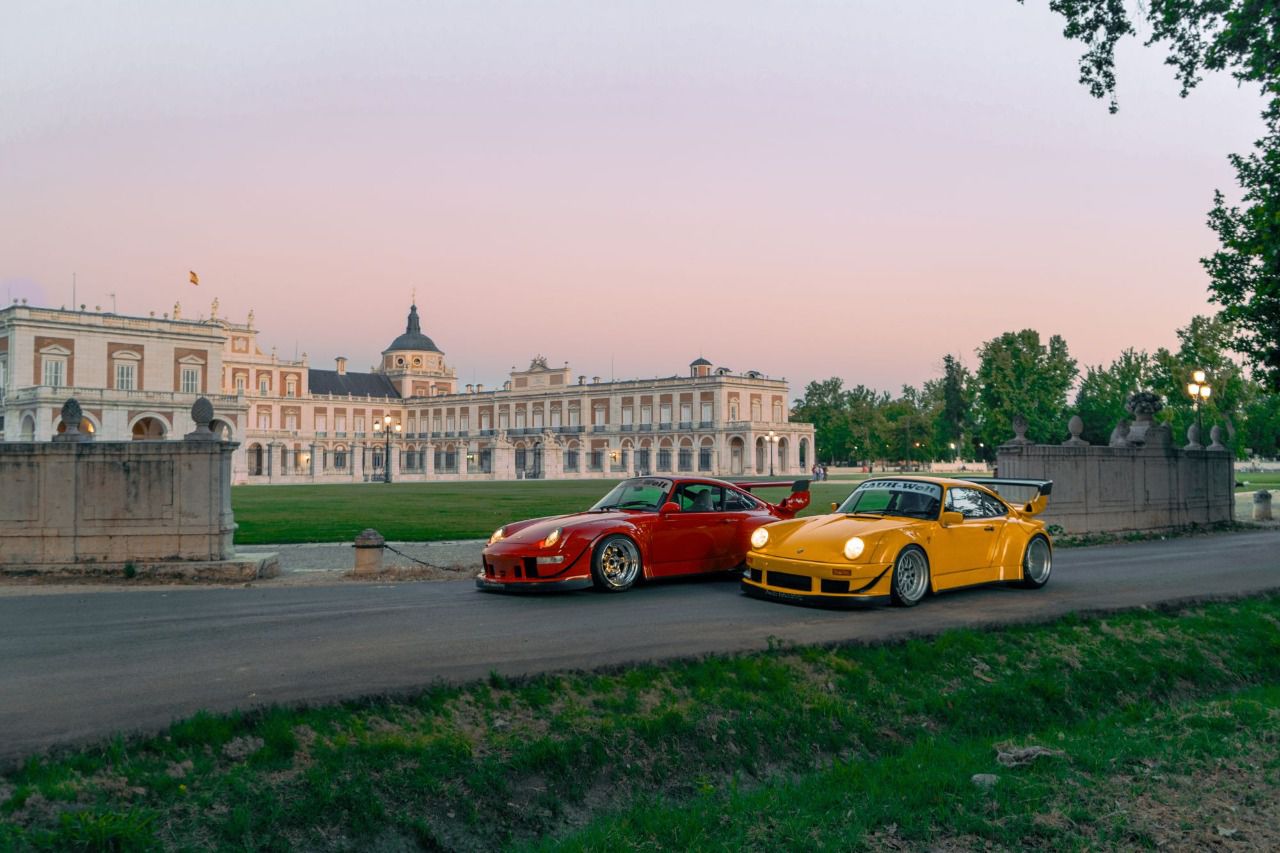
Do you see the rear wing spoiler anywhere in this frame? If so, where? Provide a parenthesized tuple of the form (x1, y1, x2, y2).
(734, 479, 811, 519)
(961, 478, 1053, 516)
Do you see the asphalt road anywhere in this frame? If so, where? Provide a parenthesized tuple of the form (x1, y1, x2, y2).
(3, 530, 1279, 767)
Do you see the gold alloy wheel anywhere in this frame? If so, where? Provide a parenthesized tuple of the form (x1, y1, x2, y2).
(594, 536, 641, 591)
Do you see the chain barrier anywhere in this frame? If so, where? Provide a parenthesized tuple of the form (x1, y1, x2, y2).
(382, 543, 450, 571)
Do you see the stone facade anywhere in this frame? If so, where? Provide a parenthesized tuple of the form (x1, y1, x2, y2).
(996, 402, 1234, 534)
(1, 301, 815, 485)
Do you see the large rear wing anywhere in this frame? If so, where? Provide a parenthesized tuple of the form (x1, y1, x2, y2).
(734, 479, 811, 518)
(961, 478, 1053, 516)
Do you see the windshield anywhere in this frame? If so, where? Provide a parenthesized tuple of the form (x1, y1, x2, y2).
(590, 478, 673, 511)
(836, 480, 942, 520)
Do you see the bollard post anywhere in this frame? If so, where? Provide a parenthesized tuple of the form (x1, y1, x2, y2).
(353, 528, 386, 574)
(1254, 490, 1273, 522)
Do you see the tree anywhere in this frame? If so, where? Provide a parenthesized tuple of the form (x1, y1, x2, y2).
(931, 354, 973, 457)
(1022, 1, 1280, 386)
(974, 329, 1078, 450)
(792, 378, 853, 464)
(1073, 348, 1154, 444)
(1149, 315, 1249, 450)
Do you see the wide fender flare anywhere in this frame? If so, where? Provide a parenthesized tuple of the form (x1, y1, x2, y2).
(578, 525, 649, 578)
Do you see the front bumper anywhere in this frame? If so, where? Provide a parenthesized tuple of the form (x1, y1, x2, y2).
(739, 553, 893, 607)
(475, 573, 593, 593)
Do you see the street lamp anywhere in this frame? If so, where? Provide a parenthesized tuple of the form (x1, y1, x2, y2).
(1186, 370, 1212, 444)
(374, 413, 401, 483)
(949, 441, 956, 463)
(767, 430, 778, 476)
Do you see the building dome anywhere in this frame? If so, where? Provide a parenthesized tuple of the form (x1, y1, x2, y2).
(384, 304, 441, 353)
(690, 357, 712, 367)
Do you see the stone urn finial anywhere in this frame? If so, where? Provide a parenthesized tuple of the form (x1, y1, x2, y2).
(1185, 423, 1203, 450)
(1208, 424, 1228, 451)
(1124, 391, 1164, 445)
(1062, 414, 1089, 447)
(53, 398, 92, 443)
(185, 397, 217, 441)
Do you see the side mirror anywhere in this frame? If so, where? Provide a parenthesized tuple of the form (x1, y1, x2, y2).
(940, 511, 964, 527)
(660, 501, 681, 515)
(830, 502, 840, 512)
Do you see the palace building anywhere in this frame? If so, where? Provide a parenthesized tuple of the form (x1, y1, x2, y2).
(0, 300, 815, 484)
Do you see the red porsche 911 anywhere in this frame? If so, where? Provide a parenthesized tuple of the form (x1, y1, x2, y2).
(477, 476, 811, 593)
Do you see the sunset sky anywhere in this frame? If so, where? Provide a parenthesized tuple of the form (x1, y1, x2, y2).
(0, 1, 1263, 396)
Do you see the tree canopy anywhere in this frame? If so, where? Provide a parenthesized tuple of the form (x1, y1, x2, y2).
(1022, 1, 1280, 387)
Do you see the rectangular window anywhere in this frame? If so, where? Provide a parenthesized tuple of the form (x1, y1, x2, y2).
(257, 412, 271, 430)
(659, 403, 672, 425)
(640, 405, 652, 425)
(550, 409, 561, 428)
(115, 362, 136, 390)
(532, 409, 543, 428)
(622, 407, 633, 426)
(700, 402, 713, 423)
(335, 415, 347, 433)
(460, 412, 470, 431)
(354, 416, 365, 433)
(315, 414, 327, 432)
(43, 358, 65, 388)
(259, 378, 269, 395)
(284, 412, 298, 430)
(236, 376, 246, 394)
(480, 412, 492, 430)
(680, 402, 692, 423)
(181, 366, 200, 394)
(0, 356, 8, 396)
(568, 408, 580, 427)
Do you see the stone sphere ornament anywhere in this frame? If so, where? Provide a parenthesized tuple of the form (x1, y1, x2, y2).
(191, 397, 214, 429)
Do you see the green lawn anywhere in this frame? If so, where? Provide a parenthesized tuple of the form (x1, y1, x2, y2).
(3, 596, 1277, 851)
(231, 479, 869, 545)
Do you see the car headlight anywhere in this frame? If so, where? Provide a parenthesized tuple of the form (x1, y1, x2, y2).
(488, 526, 506, 546)
(750, 527, 770, 549)
(843, 537, 865, 560)
(538, 528, 562, 549)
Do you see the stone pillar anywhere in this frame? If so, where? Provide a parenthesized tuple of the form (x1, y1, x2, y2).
(492, 440, 516, 480)
(709, 448, 718, 475)
(1255, 490, 1273, 521)
(267, 442, 277, 482)
(390, 443, 401, 481)
(457, 444, 469, 477)
(353, 528, 385, 574)
(352, 442, 364, 481)
(543, 440, 563, 478)
(309, 443, 317, 478)
(624, 447, 634, 476)
(424, 442, 435, 477)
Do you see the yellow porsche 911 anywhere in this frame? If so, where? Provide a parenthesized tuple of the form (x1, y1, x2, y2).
(741, 477, 1053, 607)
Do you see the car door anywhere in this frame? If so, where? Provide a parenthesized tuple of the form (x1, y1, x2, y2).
(717, 486, 765, 569)
(648, 482, 722, 575)
(932, 487, 1003, 586)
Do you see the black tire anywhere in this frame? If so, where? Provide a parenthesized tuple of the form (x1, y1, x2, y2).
(1018, 535, 1052, 589)
(889, 545, 930, 607)
(590, 535, 642, 593)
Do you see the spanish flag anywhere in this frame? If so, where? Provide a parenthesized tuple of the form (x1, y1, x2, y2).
(189, 270, 200, 286)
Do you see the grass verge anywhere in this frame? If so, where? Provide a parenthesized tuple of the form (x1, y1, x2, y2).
(2, 595, 1277, 850)
(230, 480, 864, 544)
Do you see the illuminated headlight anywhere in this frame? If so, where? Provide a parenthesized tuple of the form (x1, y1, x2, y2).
(538, 528, 563, 549)
(750, 527, 770, 549)
(843, 537, 865, 560)
(488, 527, 506, 546)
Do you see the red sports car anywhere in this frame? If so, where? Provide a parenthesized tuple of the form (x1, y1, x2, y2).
(477, 476, 811, 593)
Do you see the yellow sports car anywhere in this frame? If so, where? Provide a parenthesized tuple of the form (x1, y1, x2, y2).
(741, 476, 1053, 607)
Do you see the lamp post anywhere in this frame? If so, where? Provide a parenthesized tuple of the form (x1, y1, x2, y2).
(1186, 370, 1212, 444)
(767, 430, 777, 476)
(949, 441, 956, 463)
(375, 413, 400, 483)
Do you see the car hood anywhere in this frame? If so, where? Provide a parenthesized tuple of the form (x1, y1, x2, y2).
(759, 514, 922, 561)
(499, 511, 636, 545)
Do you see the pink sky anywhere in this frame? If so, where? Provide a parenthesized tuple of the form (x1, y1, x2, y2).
(0, 1, 1263, 395)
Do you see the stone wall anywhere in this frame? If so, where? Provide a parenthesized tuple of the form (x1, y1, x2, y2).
(995, 404, 1234, 535)
(0, 398, 274, 579)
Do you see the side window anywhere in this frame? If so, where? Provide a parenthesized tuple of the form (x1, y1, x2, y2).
(946, 488, 987, 519)
(976, 492, 1008, 518)
(723, 488, 758, 512)
(677, 483, 721, 512)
